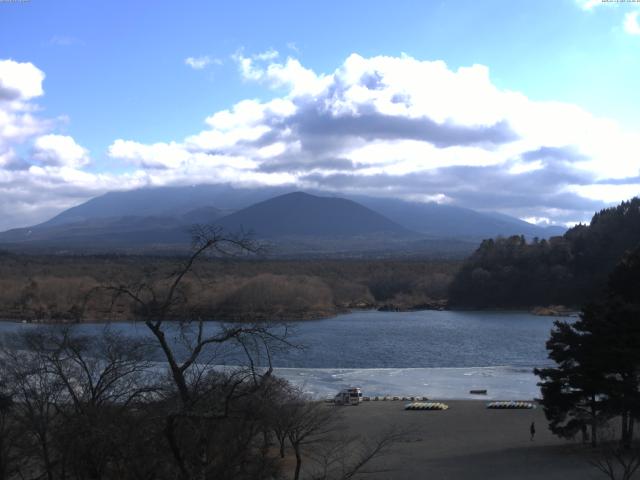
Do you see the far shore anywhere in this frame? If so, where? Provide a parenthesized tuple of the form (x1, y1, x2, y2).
(0, 304, 579, 325)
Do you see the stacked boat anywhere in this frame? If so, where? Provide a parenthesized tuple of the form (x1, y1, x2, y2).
(405, 402, 449, 411)
(486, 401, 535, 409)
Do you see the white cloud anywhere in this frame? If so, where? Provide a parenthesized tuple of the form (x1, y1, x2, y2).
(184, 55, 221, 69)
(32, 134, 90, 168)
(1, 53, 640, 230)
(624, 11, 640, 35)
(521, 216, 552, 226)
(576, 1, 640, 35)
(108, 139, 191, 169)
(0, 60, 107, 230)
(575, 0, 603, 10)
(567, 183, 640, 203)
(204, 99, 269, 131)
(0, 59, 44, 101)
(254, 49, 279, 61)
(233, 49, 327, 96)
(108, 139, 266, 176)
(0, 61, 51, 157)
(102, 52, 640, 225)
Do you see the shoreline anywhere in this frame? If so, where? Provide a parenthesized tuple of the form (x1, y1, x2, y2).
(0, 305, 572, 325)
(271, 365, 543, 401)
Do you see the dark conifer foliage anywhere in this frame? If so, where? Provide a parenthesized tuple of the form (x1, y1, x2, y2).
(449, 197, 640, 308)
(535, 246, 640, 448)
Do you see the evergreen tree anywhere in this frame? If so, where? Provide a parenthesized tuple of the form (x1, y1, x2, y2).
(596, 248, 640, 448)
(534, 312, 610, 446)
(535, 246, 640, 447)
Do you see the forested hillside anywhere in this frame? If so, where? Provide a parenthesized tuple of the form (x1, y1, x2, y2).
(448, 198, 640, 308)
(0, 255, 456, 322)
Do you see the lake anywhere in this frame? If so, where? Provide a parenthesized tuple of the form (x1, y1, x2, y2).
(0, 310, 570, 399)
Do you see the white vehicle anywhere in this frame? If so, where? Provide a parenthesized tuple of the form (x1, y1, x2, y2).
(334, 387, 362, 405)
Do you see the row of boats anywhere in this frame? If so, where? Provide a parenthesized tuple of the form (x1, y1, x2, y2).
(333, 388, 535, 410)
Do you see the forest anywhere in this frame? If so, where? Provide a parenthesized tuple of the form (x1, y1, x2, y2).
(448, 198, 640, 309)
(0, 252, 456, 323)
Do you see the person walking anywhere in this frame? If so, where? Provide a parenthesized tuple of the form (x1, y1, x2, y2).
(530, 421, 536, 441)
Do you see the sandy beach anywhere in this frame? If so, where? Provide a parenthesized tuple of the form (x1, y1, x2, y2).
(329, 400, 600, 480)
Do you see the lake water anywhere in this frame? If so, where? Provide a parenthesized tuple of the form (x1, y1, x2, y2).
(0, 310, 569, 399)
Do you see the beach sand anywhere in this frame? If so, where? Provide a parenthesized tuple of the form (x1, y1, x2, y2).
(328, 400, 600, 479)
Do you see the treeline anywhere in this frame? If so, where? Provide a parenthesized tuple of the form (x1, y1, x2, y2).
(0, 254, 458, 323)
(448, 198, 640, 308)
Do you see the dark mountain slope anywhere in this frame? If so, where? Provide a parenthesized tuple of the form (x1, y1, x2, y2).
(350, 195, 565, 239)
(0, 192, 418, 254)
(35, 183, 562, 239)
(482, 211, 566, 237)
(215, 192, 412, 237)
(41, 184, 292, 227)
(0, 216, 191, 248)
(0, 184, 566, 255)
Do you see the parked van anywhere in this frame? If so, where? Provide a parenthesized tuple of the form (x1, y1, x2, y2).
(334, 387, 362, 405)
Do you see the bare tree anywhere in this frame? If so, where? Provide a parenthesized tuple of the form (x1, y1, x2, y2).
(104, 226, 276, 404)
(591, 426, 640, 480)
(308, 427, 406, 480)
(20, 326, 158, 411)
(591, 444, 640, 480)
(2, 342, 65, 480)
(0, 381, 18, 480)
(285, 400, 338, 480)
(103, 225, 298, 479)
(1, 326, 162, 480)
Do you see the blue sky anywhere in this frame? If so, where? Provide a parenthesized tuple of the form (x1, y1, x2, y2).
(0, 0, 639, 229)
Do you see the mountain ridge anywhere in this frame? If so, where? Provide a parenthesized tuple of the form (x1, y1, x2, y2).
(215, 191, 412, 238)
(0, 185, 567, 256)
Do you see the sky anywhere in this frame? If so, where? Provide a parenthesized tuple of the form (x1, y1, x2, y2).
(0, 0, 639, 230)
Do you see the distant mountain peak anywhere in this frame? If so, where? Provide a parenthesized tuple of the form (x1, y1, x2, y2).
(214, 191, 411, 238)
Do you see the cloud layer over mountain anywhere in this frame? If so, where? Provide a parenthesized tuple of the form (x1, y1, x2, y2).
(0, 52, 638, 230)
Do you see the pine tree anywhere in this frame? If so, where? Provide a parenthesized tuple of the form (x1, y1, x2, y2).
(535, 245, 640, 447)
(535, 313, 610, 446)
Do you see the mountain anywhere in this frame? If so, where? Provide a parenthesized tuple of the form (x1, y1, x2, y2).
(40, 184, 291, 228)
(348, 195, 566, 239)
(0, 191, 418, 254)
(0, 216, 191, 248)
(215, 192, 411, 238)
(181, 206, 227, 225)
(0, 184, 566, 256)
(481, 211, 566, 237)
(36, 184, 563, 239)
